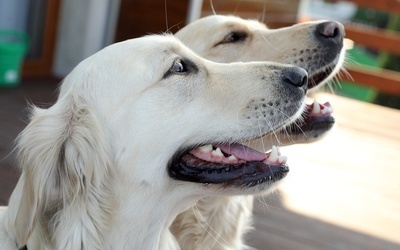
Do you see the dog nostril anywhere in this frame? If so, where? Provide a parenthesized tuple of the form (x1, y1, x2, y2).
(316, 21, 344, 44)
(301, 74, 307, 87)
(283, 67, 308, 89)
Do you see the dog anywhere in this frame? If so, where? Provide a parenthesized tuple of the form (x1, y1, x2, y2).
(172, 15, 345, 249)
(176, 15, 346, 146)
(0, 34, 308, 249)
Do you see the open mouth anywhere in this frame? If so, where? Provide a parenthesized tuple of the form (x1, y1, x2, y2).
(290, 100, 334, 139)
(168, 143, 289, 187)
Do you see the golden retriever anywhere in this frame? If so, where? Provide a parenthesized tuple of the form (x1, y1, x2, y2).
(0, 34, 308, 249)
(172, 15, 345, 249)
(176, 15, 345, 145)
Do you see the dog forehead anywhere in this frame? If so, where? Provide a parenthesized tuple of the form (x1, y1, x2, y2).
(59, 35, 193, 97)
(195, 15, 265, 31)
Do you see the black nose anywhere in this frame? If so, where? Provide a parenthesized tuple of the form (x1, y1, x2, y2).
(282, 66, 308, 92)
(315, 21, 344, 45)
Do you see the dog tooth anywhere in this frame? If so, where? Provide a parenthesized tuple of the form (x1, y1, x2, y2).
(311, 100, 321, 114)
(279, 155, 288, 164)
(212, 147, 224, 157)
(199, 144, 213, 152)
(228, 155, 238, 162)
(268, 146, 278, 162)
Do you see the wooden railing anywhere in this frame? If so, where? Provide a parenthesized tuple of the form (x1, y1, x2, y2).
(335, 0, 400, 95)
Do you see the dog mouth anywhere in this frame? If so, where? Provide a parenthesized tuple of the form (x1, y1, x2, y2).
(292, 100, 334, 139)
(168, 143, 289, 187)
(303, 100, 334, 128)
(298, 60, 337, 136)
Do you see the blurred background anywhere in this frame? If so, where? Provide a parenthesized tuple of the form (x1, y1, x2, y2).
(0, 0, 399, 249)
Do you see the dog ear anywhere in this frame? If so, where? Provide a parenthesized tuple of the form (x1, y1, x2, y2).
(13, 96, 113, 247)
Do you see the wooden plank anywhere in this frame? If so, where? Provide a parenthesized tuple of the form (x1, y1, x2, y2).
(202, 0, 300, 14)
(339, 0, 400, 14)
(115, 0, 189, 42)
(345, 24, 400, 56)
(343, 65, 400, 95)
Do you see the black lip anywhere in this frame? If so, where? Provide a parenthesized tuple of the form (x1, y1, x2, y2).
(168, 153, 289, 187)
(308, 65, 334, 89)
(286, 115, 335, 138)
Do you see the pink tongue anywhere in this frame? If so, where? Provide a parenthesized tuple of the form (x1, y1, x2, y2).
(215, 143, 266, 161)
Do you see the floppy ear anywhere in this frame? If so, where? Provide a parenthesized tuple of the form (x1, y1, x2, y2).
(13, 96, 113, 247)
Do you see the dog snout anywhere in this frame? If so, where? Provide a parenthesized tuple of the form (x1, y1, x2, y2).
(282, 66, 308, 92)
(315, 21, 344, 45)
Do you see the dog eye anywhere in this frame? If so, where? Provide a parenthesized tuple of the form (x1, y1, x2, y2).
(163, 58, 198, 79)
(171, 60, 186, 73)
(220, 32, 248, 44)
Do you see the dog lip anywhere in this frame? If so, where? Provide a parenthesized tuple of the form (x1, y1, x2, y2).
(286, 101, 335, 137)
(167, 144, 289, 187)
(307, 65, 334, 89)
(168, 155, 289, 187)
(287, 113, 335, 136)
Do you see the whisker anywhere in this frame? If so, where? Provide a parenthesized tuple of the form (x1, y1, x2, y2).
(256, 196, 284, 212)
(192, 205, 232, 248)
(260, 0, 267, 23)
(341, 67, 354, 81)
(165, 20, 185, 34)
(256, 118, 268, 153)
(233, 0, 242, 16)
(210, 0, 217, 15)
(254, 108, 286, 145)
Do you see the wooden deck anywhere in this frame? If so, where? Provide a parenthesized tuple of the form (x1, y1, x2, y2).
(248, 92, 400, 250)
(0, 79, 58, 204)
(1, 82, 399, 249)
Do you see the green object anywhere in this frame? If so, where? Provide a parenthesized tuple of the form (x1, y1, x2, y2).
(0, 30, 29, 87)
(338, 81, 378, 102)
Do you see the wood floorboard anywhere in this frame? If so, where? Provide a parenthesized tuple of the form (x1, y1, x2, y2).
(0, 78, 59, 205)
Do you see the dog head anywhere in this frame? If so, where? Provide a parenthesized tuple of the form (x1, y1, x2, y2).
(10, 35, 307, 248)
(176, 15, 346, 144)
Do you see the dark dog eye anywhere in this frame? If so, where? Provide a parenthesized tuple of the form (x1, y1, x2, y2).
(220, 32, 248, 44)
(163, 58, 198, 79)
(171, 60, 186, 73)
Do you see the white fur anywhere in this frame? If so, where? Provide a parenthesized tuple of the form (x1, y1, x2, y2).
(0, 35, 306, 249)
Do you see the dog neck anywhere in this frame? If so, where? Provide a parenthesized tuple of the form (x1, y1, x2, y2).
(107, 181, 198, 250)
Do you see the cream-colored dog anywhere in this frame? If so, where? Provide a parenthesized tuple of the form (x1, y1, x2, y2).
(0, 34, 308, 249)
(172, 15, 345, 249)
